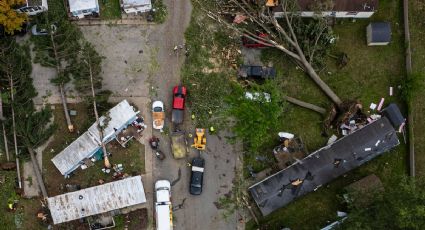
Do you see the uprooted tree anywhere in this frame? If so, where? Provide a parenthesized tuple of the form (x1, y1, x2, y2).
(76, 42, 111, 168)
(198, 0, 343, 108)
(31, 14, 83, 132)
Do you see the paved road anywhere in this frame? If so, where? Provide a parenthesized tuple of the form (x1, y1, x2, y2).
(80, 1, 240, 229)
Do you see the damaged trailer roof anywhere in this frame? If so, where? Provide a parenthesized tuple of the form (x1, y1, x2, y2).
(249, 117, 400, 216)
(50, 131, 100, 176)
(48, 176, 146, 224)
(51, 100, 139, 176)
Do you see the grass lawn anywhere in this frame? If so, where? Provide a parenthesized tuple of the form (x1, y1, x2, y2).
(0, 170, 45, 229)
(409, 0, 425, 178)
(42, 104, 145, 197)
(246, 0, 408, 229)
(99, 0, 122, 20)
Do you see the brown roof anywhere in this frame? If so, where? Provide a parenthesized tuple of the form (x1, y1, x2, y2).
(274, 0, 378, 12)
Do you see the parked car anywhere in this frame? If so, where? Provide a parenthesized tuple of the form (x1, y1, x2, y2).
(172, 86, 187, 124)
(152, 101, 165, 130)
(190, 157, 205, 195)
(238, 65, 276, 79)
(31, 24, 57, 36)
(242, 33, 269, 48)
(155, 180, 173, 230)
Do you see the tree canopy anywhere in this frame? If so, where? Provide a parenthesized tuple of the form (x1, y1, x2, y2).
(225, 81, 284, 153)
(0, 0, 27, 34)
(0, 39, 55, 153)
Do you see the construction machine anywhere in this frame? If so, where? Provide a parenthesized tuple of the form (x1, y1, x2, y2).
(191, 128, 206, 151)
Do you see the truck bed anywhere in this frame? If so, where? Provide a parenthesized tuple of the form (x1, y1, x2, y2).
(172, 109, 184, 124)
(171, 131, 187, 159)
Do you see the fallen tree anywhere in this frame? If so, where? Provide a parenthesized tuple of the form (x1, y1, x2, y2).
(198, 0, 342, 108)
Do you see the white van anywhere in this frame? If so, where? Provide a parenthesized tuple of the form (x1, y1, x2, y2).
(155, 180, 173, 230)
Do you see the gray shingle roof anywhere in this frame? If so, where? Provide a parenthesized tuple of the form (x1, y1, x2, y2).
(249, 117, 399, 216)
(370, 22, 391, 43)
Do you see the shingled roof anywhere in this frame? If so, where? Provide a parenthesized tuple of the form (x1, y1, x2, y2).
(249, 116, 399, 216)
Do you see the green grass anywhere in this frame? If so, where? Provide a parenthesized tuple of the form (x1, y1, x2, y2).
(181, 4, 236, 128)
(246, 0, 408, 229)
(0, 171, 18, 228)
(409, 0, 425, 178)
(99, 0, 122, 20)
(153, 0, 167, 23)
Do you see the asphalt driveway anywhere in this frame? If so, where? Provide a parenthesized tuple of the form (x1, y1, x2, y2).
(79, 1, 240, 229)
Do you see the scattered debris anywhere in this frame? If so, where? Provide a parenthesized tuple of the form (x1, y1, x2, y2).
(273, 133, 307, 169)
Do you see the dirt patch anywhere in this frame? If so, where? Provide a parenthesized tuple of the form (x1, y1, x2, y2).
(124, 208, 148, 230)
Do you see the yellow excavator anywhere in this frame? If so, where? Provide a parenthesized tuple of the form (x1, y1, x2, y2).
(191, 128, 206, 151)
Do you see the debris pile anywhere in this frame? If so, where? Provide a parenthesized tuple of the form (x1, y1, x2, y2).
(273, 132, 308, 169)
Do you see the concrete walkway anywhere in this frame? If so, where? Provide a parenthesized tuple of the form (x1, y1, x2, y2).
(74, 19, 155, 26)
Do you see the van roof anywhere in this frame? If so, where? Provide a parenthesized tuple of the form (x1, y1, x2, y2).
(156, 204, 172, 230)
(156, 189, 170, 203)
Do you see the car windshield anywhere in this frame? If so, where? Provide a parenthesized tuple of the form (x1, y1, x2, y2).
(153, 107, 162, 112)
(191, 184, 201, 188)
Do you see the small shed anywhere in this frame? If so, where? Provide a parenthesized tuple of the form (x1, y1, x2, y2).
(366, 22, 391, 46)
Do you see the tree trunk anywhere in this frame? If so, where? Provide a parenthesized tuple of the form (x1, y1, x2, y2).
(284, 96, 326, 114)
(59, 84, 74, 132)
(9, 76, 21, 188)
(88, 59, 110, 168)
(28, 148, 48, 199)
(0, 89, 3, 120)
(301, 59, 342, 106)
(0, 89, 9, 161)
(50, 32, 74, 132)
(2, 124, 9, 161)
(277, 11, 343, 107)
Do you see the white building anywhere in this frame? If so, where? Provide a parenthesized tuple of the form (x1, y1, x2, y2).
(68, 0, 100, 18)
(17, 0, 48, 16)
(273, 0, 378, 19)
(121, 0, 152, 14)
(48, 176, 146, 224)
(51, 100, 139, 176)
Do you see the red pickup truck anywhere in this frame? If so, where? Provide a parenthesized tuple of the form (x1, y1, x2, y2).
(172, 86, 187, 124)
(242, 33, 269, 48)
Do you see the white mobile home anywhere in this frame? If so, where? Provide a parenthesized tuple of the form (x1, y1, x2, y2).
(273, 0, 378, 19)
(121, 0, 152, 14)
(51, 100, 139, 176)
(17, 0, 48, 16)
(68, 0, 100, 18)
(48, 176, 146, 224)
